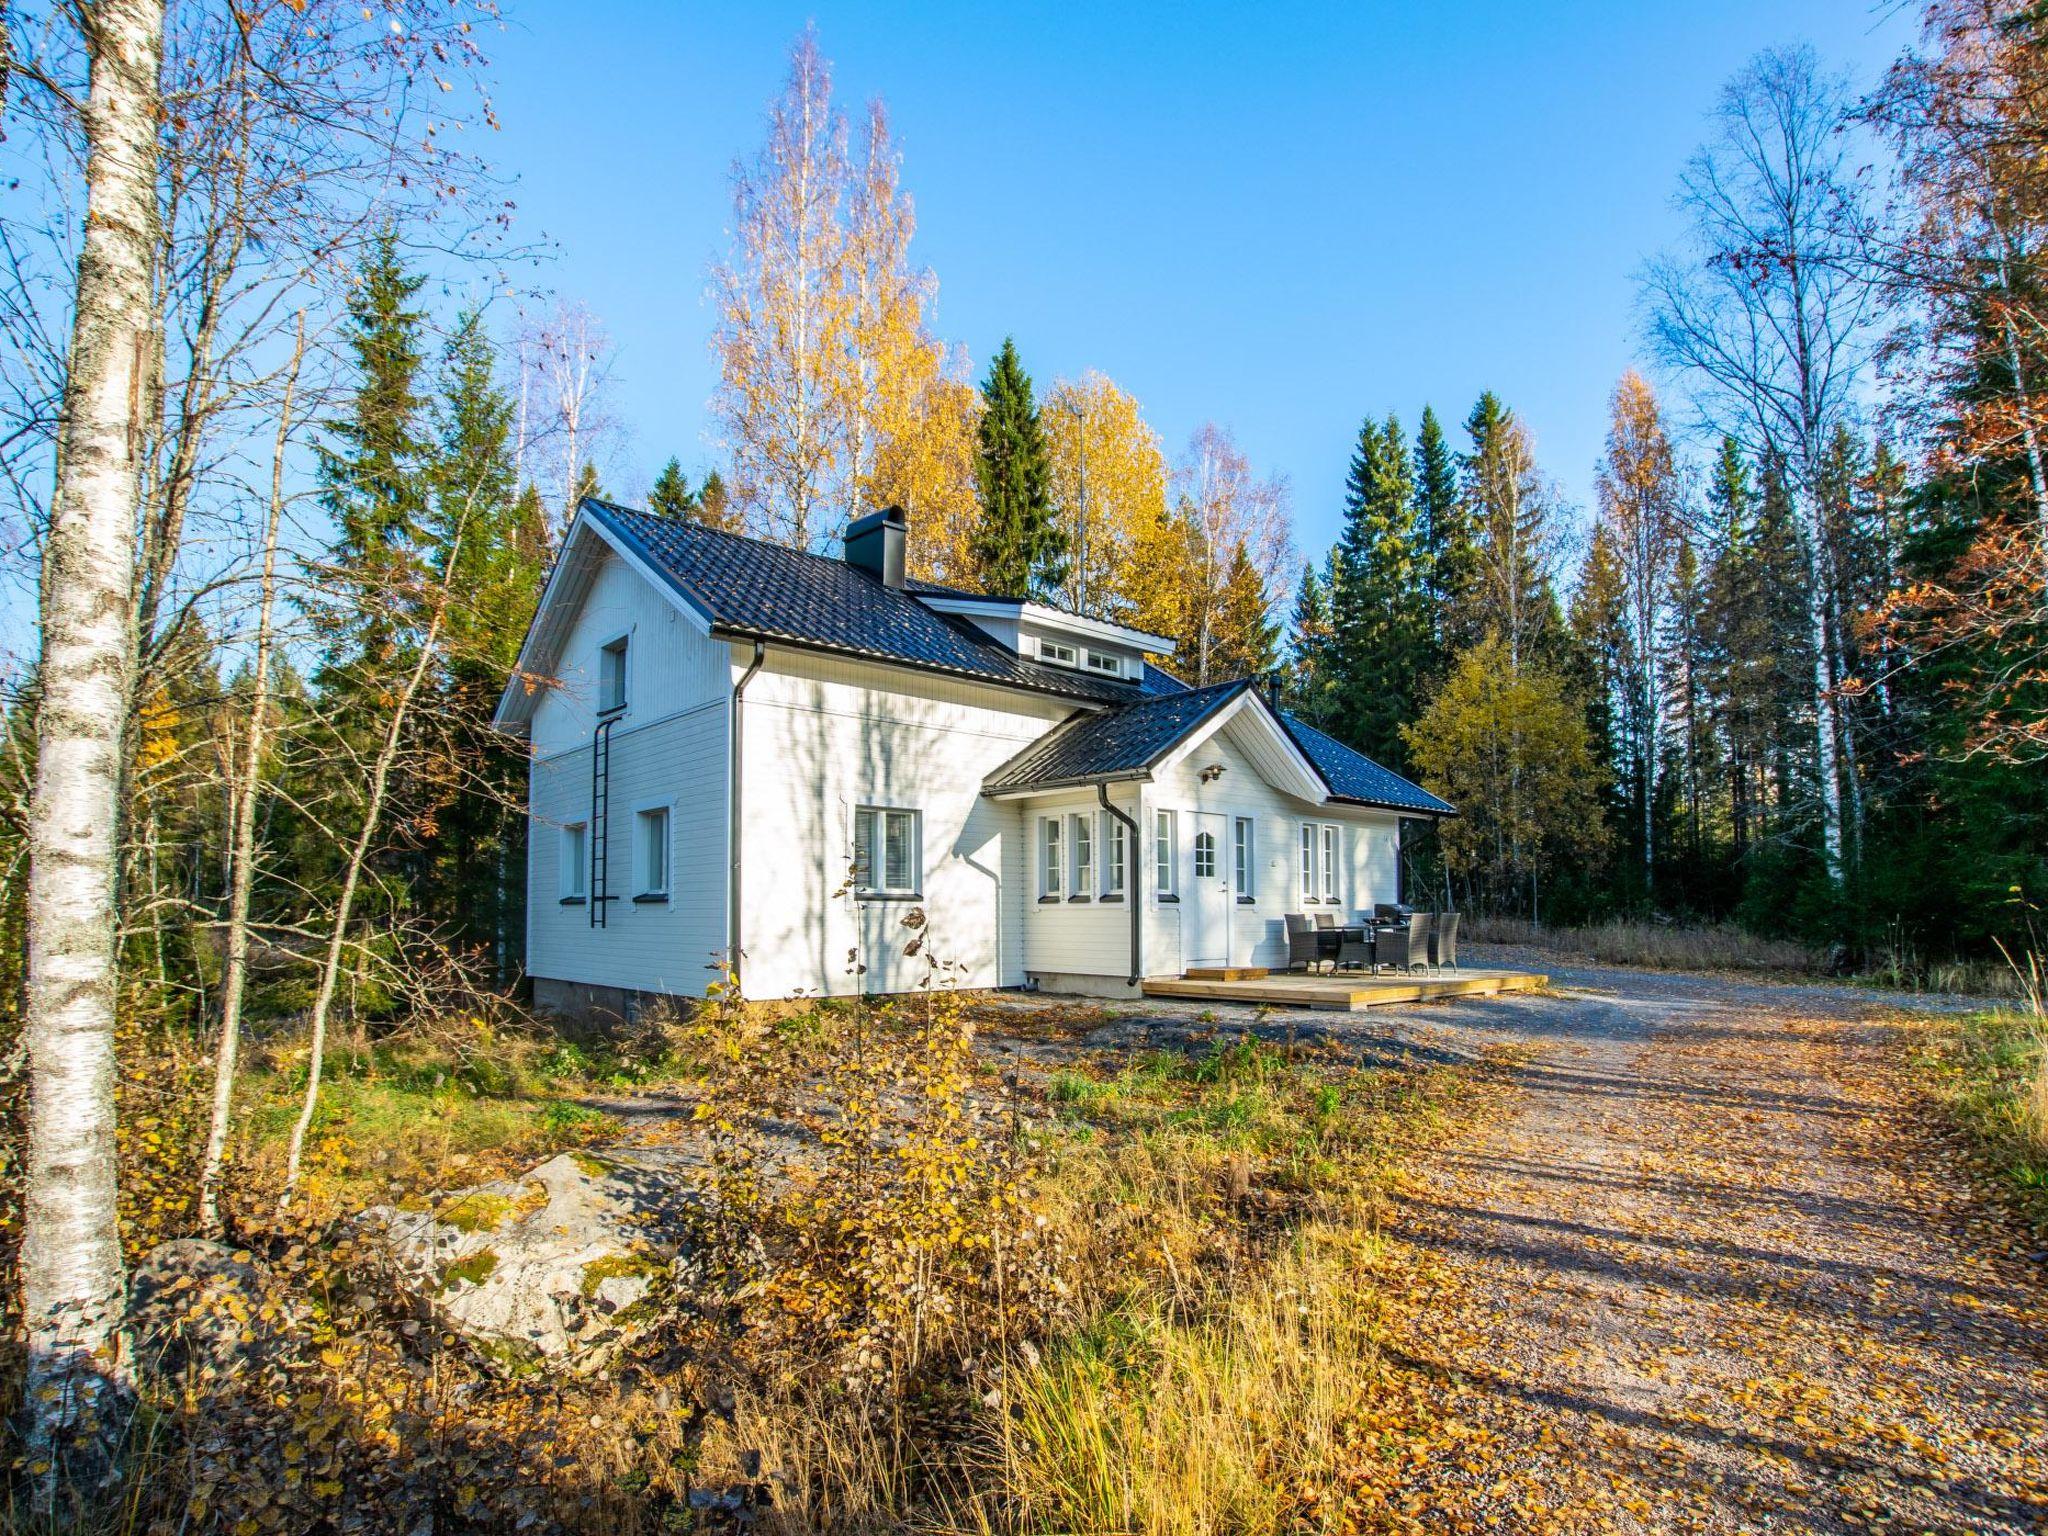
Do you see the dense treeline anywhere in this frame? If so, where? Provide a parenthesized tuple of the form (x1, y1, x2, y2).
(1281, 21, 2047, 963)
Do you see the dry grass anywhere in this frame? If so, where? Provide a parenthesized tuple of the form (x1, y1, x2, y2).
(1463, 914, 1826, 975)
(1917, 1009, 2048, 1234)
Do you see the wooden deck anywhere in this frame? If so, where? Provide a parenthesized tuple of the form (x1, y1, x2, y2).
(1140, 967, 1545, 1012)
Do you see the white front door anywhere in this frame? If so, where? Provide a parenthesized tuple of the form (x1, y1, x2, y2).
(1188, 812, 1231, 967)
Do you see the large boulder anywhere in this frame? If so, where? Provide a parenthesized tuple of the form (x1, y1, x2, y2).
(364, 1149, 700, 1369)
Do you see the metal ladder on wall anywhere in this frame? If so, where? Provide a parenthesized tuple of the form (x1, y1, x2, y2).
(589, 713, 617, 927)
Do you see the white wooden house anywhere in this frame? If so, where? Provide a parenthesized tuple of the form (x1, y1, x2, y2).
(492, 498, 1455, 1011)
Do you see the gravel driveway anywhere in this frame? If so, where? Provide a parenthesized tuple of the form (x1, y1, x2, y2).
(995, 948, 2048, 1532)
(1355, 949, 2047, 1532)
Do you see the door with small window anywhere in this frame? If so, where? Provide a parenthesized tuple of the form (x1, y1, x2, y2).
(1188, 811, 1230, 967)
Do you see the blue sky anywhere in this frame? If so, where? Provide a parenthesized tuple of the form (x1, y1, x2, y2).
(480, 1, 1916, 566)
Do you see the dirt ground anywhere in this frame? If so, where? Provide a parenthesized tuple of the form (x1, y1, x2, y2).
(989, 949, 2048, 1534)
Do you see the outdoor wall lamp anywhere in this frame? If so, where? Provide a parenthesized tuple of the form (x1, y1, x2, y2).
(1199, 763, 1226, 783)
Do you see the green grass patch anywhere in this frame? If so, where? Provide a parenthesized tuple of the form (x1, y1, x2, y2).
(1917, 1009, 2048, 1233)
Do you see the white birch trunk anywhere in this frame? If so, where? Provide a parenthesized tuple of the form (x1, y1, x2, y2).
(22, 0, 167, 1499)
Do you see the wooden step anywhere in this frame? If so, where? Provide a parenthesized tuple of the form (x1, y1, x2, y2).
(1181, 966, 1270, 981)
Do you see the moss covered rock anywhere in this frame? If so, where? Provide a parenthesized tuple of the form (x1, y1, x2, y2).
(364, 1150, 698, 1368)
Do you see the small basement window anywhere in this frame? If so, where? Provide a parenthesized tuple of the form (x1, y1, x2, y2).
(599, 635, 629, 714)
(855, 806, 920, 898)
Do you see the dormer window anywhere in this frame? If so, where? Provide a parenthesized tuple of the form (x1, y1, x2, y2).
(1085, 651, 1125, 678)
(1038, 639, 1078, 668)
(598, 635, 628, 714)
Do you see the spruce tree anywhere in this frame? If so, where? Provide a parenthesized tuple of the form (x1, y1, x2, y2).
(300, 231, 437, 932)
(426, 313, 542, 977)
(311, 228, 432, 687)
(1210, 541, 1279, 680)
(969, 337, 1065, 597)
(1413, 404, 1468, 662)
(1285, 560, 1335, 723)
(1327, 414, 1431, 769)
(649, 458, 698, 519)
(698, 469, 736, 531)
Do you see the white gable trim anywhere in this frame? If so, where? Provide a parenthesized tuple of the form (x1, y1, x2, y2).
(1156, 689, 1328, 804)
(492, 506, 715, 734)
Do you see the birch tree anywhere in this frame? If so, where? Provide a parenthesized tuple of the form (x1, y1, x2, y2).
(711, 28, 854, 551)
(1645, 46, 1882, 881)
(197, 315, 301, 1237)
(16, 0, 166, 1499)
(1592, 371, 1684, 891)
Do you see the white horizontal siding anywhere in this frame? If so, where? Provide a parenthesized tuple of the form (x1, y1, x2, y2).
(527, 700, 729, 998)
(1143, 721, 1403, 974)
(736, 650, 1066, 998)
(1016, 785, 1142, 981)
(527, 547, 727, 759)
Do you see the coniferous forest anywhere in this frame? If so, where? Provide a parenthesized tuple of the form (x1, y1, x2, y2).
(2, 3, 2048, 1531)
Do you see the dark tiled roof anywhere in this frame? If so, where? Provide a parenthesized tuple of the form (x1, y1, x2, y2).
(587, 499, 1150, 706)
(1279, 714, 1456, 816)
(983, 680, 1248, 793)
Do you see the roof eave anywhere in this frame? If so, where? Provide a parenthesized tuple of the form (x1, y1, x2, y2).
(983, 769, 1153, 800)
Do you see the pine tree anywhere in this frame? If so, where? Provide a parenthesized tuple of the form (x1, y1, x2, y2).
(1285, 560, 1335, 723)
(1413, 403, 1468, 663)
(969, 337, 1065, 597)
(649, 458, 699, 519)
(1210, 541, 1279, 680)
(569, 461, 605, 507)
(1328, 414, 1431, 769)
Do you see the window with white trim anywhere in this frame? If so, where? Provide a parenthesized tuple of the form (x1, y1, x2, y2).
(1068, 812, 1093, 897)
(1299, 821, 1342, 907)
(633, 804, 670, 898)
(1193, 830, 1217, 878)
(1084, 650, 1124, 677)
(1103, 813, 1127, 896)
(1038, 639, 1078, 667)
(560, 822, 587, 900)
(1040, 815, 1063, 897)
(855, 807, 920, 897)
(1154, 809, 1177, 898)
(1234, 816, 1254, 900)
(599, 635, 628, 714)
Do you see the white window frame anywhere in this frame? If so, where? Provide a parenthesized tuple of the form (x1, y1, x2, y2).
(632, 800, 671, 900)
(1083, 649, 1124, 678)
(855, 805, 921, 898)
(1193, 829, 1218, 879)
(1301, 821, 1342, 906)
(1154, 809, 1178, 899)
(559, 822, 588, 901)
(1103, 813, 1127, 898)
(1040, 815, 1063, 898)
(598, 632, 630, 715)
(1234, 816, 1254, 901)
(1068, 812, 1093, 899)
(1038, 638, 1078, 668)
